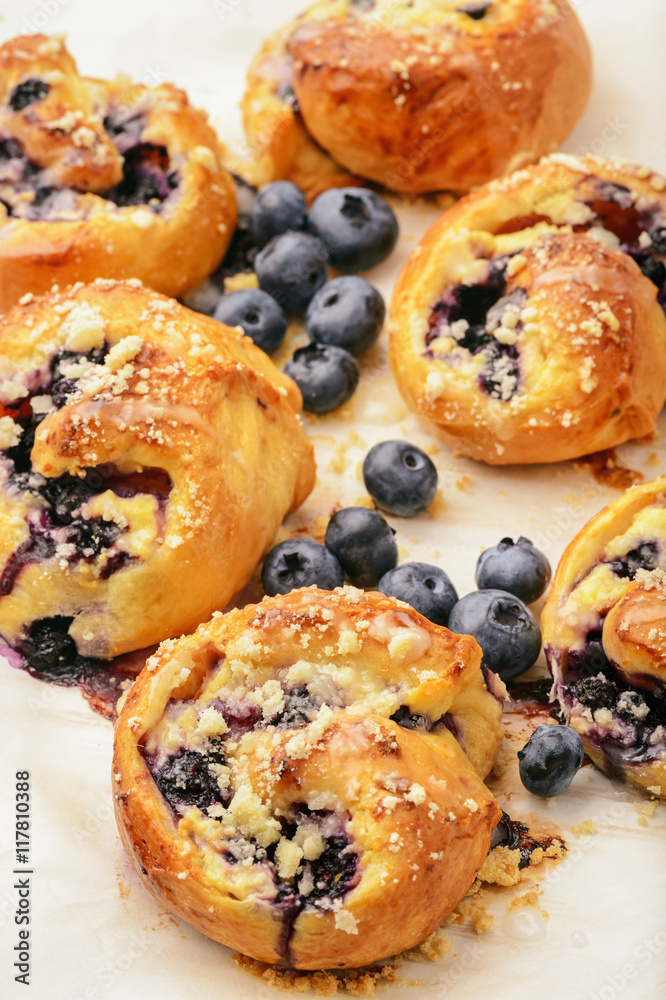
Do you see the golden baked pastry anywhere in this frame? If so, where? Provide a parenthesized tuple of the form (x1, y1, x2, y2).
(113, 586, 504, 969)
(241, 0, 591, 198)
(0, 34, 237, 312)
(389, 154, 666, 465)
(0, 279, 314, 677)
(542, 478, 666, 798)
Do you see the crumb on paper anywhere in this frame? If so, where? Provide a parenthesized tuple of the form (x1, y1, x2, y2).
(506, 889, 549, 921)
(634, 800, 657, 818)
(426, 490, 446, 517)
(445, 886, 493, 934)
(571, 819, 596, 838)
(353, 495, 376, 510)
(232, 953, 405, 995)
(311, 515, 331, 543)
(455, 476, 473, 493)
(399, 931, 453, 963)
(477, 838, 565, 887)
(223, 272, 258, 293)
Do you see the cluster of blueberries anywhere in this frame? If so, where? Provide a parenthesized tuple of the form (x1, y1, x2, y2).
(261, 436, 585, 798)
(211, 181, 398, 413)
(207, 182, 586, 799)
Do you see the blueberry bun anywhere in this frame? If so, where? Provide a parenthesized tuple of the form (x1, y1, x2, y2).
(389, 154, 666, 465)
(112, 586, 504, 969)
(0, 280, 315, 672)
(542, 478, 666, 798)
(241, 0, 590, 198)
(0, 34, 237, 312)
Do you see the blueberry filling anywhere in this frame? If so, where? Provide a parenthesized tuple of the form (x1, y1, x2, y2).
(576, 179, 666, 293)
(153, 746, 229, 816)
(9, 78, 50, 112)
(632, 253, 666, 289)
(489, 810, 563, 868)
(457, 1, 492, 18)
(0, 522, 55, 596)
(276, 58, 300, 114)
(49, 345, 109, 409)
(0, 111, 180, 221)
(570, 672, 617, 711)
(16, 616, 103, 685)
(650, 228, 666, 256)
(567, 669, 663, 762)
(426, 257, 512, 339)
(207, 179, 258, 286)
(607, 541, 659, 579)
(104, 143, 177, 208)
(390, 705, 432, 731)
(269, 807, 360, 906)
(426, 256, 522, 401)
(6, 412, 46, 475)
(271, 685, 317, 729)
(297, 833, 357, 903)
(102, 113, 144, 153)
(3, 378, 172, 593)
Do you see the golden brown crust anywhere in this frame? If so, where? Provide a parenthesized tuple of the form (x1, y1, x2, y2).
(113, 587, 503, 969)
(242, 0, 590, 197)
(0, 280, 315, 659)
(240, 23, 361, 203)
(542, 478, 666, 797)
(389, 154, 666, 465)
(0, 35, 237, 311)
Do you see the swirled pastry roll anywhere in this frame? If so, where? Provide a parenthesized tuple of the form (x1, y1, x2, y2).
(0, 34, 237, 311)
(113, 587, 504, 969)
(542, 478, 666, 798)
(241, 0, 590, 198)
(0, 280, 315, 677)
(389, 154, 666, 464)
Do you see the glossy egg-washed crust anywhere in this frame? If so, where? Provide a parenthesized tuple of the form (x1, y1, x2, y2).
(542, 479, 666, 797)
(0, 280, 314, 660)
(0, 35, 237, 312)
(113, 587, 504, 969)
(389, 154, 666, 465)
(241, 0, 590, 198)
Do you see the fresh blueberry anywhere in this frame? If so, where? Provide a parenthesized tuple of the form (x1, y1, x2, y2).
(475, 536, 551, 605)
(362, 440, 438, 517)
(325, 507, 398, 587)
(284, 343, 359, 413)
(378, 562, 458, 626)
(212, 288, 287, 354)
(306, 276, 385, 355)
(249, 181, 307, 248)
(448, 589, 541, 681)
(517, 725, 584, 798)
(262, 538, 344, 596)
(308, 187, 399, 273)
(649, 227, 666, 256)
(254, 231, 329, 315)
